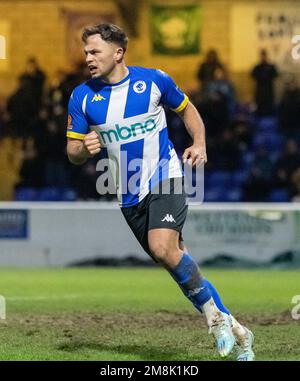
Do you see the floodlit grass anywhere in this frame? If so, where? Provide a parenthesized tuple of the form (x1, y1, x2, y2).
(0, 268, 299, 360)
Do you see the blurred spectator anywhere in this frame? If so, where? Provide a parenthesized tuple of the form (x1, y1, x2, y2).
(274, 139, 300, 181)
(36, 119, 68, 187)
(272, 168, 290, 191)
(205, 67, 236, 121)
(198, 67, 236, 136)
(243, 169, 271, 201)
(279, 77, 300, 139)
(242, 146, 273, 201)
(252, 145, 273, 180)
(73, 160, 102, 200)
(251, 49, 278, 116)
(15, 139, 44, 188)
(208, 129, 241, 170)
(58, 61, 90, 109)
(0, 98, 8, 137)
(20, 57, 46, 113)
(6, 58, 45, 138)
(46, 69, 68, 118)
(231, 117, 253, 152)
(6, 76, 37, 137)
(291, 168, 300, 202)
(4, 53, 300, 203)
(28, 108, 50, 142)
(197, 49, 224, 92)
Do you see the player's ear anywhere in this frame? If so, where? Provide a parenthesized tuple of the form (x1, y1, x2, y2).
(115, 47, 124, 62)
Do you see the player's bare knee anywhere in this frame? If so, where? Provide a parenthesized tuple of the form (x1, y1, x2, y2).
(149, 241, 169, 262)
(149, 241, 181, 267)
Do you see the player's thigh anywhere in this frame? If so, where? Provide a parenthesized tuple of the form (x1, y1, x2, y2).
(121, 201, 153, 259)
(148, 228, 181, 252)
(148, 180, 188, 236)
(147, 228, 183, 268)
(147, 184, 188, 261)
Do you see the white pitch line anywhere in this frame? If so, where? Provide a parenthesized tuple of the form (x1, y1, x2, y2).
(6, 294, 83, 301)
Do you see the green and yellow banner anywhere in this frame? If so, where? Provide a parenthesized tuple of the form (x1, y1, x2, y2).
(151, 5, 200, 55)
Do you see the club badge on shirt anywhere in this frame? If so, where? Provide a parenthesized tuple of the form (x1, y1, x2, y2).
(133, 80, 146, 94)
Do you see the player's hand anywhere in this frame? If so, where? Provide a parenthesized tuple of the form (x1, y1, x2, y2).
(82, 131, 101, 157)
(182, 144, 207, 167)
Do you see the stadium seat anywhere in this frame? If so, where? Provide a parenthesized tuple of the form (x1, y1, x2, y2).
(15, 187, 38, 201)
(38, 187, 61, 201)
(253, 132, 283, 152)
(224, 188, 242, 202)
(269, 189, 290, 202)
(256, 116, 278, 132)
(204, 187, 225, 202)
(241, 152, 254, 169)
(208, 171, 232, 187)
(269, 151, 281, 163)
(61, 188, 77, 201)
(204, 171, 212, 185)
(231, 170, 248, 186)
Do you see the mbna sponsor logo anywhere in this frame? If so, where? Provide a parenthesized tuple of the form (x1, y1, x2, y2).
(99, 119, 156, 144)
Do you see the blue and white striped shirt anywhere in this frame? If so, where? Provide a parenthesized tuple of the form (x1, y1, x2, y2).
(67, 66, 189, 207)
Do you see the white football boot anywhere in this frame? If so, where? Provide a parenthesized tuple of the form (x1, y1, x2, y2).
(234, 326, 255, 361)
(209, 312, 236, 358)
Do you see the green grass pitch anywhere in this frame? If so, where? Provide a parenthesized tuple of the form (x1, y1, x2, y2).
(0, 267, 299, 361)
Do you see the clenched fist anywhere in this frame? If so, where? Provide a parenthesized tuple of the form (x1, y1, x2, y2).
(182, 144, 207, 167)
(83, 131, 102, 157)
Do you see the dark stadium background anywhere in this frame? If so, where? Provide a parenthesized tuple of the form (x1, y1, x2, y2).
(0, 0, 299, 363)
(0, 0, 300, 203)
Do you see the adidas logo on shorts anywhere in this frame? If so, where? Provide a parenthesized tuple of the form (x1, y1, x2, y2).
(161, 214, 176, 223)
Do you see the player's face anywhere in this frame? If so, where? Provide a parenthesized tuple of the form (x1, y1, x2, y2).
(84, 35, 123, 79)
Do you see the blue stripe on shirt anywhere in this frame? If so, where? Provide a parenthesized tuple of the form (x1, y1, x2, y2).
(149, 127, 170, 191)
(123, 78, 152, 119)
(120, 138, 144, 206)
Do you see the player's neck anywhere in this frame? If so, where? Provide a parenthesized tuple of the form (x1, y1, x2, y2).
(101, 63, 129, 85)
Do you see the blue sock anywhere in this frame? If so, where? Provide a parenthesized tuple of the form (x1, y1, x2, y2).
(202, 279, 230, 315)
(169, 253, 212, 311)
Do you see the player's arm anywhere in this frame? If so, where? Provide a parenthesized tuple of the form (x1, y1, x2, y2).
(67, 132, 101, 165)
(156, 70, 207, 166)
(66, 89, 101, 165)
(155, 69, 207, 167)
(177, 101, 207, 166)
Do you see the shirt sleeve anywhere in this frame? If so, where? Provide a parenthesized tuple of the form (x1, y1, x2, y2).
(154, 69, 189, 112)
(66, 89, 89, 140)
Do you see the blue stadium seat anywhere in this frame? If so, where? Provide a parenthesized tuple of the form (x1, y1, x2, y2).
(205, 183, 243, 202)
(224, 188, 242, 202)
(269, 151, 281, 163)
(15, 187, 38, 201)
(204, 171, 212, 185)
(204, 187, 225, 202)
(231, 170, 248, 186)
(38, 187, 61, 201)
(269, 189, 290, 202)
(256, 117, 278, 132)
(208, 171, 232, 187)
(241, 152, 254, 169)
(61, 188, 77, 201)
(253, 132, 283, 152)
